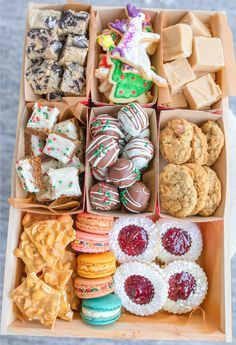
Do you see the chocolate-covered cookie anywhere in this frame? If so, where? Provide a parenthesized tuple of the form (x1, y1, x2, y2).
(90, 114, 124, 140)
(122, 138, 154, 170)
(120, 181, 150, 213)
(118, 103, 149, 137)
(107, 158, 140, 188)
(90, 182, 120, 211)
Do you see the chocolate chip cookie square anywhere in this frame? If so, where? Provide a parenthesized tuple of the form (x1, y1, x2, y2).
(58, 10, 90, 38)
(29, 9, 61, 31)
(25, 60, 63, 95)
(59, 34, 89, 66)
(60, 62, 86, 96)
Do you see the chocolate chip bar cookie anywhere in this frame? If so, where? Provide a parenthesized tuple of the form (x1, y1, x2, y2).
(60, 62, 86, 96)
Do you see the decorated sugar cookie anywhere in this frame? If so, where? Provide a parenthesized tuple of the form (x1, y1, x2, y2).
(110, 4, 167, 87)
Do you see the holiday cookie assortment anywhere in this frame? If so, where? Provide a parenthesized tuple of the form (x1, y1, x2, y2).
(25, 7, 90, 100)
(4, 1, 236, 340)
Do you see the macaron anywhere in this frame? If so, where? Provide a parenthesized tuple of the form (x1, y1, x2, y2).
(76, 212, 114, 234)
(71, 231, 110, 253)
(77, 252, 116, 278)
(74, 276, 114, 299)
(81, 294, 122, 326)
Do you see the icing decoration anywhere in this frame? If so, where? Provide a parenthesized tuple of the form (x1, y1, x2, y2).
(117, 103, 149, 137)
(43, 133, 77, 164)
(110, 4, 167, 86)
(90, 182, 120, 211)
(97, 30, 119, 52)
(90, 114, 124, 140)
(122, 137, 154, 170)
(47, 167, 81, 199)
(31, 135, 45, 156)
(27, 103, 60, 131)
(16, 159, 39, 192)
(53, 119, 78, 140)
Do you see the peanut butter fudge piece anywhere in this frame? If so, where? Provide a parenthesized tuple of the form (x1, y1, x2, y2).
(43, 133, 78, 164)
(29, 9, 61, 31)
(10, 272, 61, 329)
(162, 24, 193, 62)
(164, 57, 196, 95)
(25, 60, 63, 95)
(53, 118, 79, 140)
(189, 37, 225, 73)
(183, 74, 222, 110)
(58, 10, 90, 38)
(167, 93, 188, 109)
(47, 167, 82, 199)
(16, 156, 44, 193)
(60, 62, 86, 96)
(25, 103, 60, 138)
(179, 12, 212, 37)
(26, 29, 62, 60)
(195, 72, 216, 81)
(25, 133, 46, 156)
(59, 34, 89, 66)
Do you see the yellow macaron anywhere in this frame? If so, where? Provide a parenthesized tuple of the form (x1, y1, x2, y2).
(77, 252, 116, 278)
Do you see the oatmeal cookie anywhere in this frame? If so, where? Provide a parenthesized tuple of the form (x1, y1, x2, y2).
(198, 166, 221, 216)
(160, 118, 193, 164)
(185, 163, 209, 215)
(201, 120, 224, 166)
(188, 124, 208, 165)
(160, 164, 197, 218)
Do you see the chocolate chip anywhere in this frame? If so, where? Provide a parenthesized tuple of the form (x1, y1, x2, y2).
(73, 36, 88, 48)
(46, 16, 58, 29)
(51, 40, 63, 53)
(59, 11, 76, 29)
(73, 79, 82, 91)
(51, 63, 63, 76)
(76, 12, 89, 20)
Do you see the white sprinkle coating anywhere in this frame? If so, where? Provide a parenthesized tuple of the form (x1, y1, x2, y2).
(156, 219, 203, 263)
(114, 261, 168, 316)
(109, 217, 159, 263)
(162, 260, 208, 314)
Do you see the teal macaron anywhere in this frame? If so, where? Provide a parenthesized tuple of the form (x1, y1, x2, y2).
(81, 293, 122, 326)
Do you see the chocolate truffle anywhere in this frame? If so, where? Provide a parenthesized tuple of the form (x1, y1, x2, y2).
(90, 114, 124, 140)
(125, 127, 150, 143)
(107, 158, 140, 188)
(90, 182, 120, 211)
(163, 261, 208, 314)
(123, 138, 154, 170)
(86, 135, 119, 169)
(120, 181, 151, 213)
(118, 103, 149, 137)
(91, 167, 108, 181)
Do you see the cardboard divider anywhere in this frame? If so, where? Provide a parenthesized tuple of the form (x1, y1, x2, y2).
(86, 106, 158, 216)
(9, 100, 88, 215)
(157, 10, 236, 111)
(91, 7, 159, 107)
(24, 2, 96, 104)
(1, 208, 227, 341)
(158, 109, 226, 222)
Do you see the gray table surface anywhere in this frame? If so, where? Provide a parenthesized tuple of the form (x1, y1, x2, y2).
(0, 0, 235, 344)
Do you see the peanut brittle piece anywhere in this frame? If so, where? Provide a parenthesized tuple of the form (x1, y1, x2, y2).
(66, 277, 80, 311)
(22, 213, 57, 228)
(24, 215, 76, 267)
(41, 267, 72, 291)
(58, 290, 74, 321)
(10, 272, 61, 329)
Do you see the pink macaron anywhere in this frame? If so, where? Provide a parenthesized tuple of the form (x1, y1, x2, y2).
(71, 231, 110, 253)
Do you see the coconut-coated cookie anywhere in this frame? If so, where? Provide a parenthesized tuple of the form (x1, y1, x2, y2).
(201, 121, 224, 166)
(185, 163, 209, 215)
(198, 166, 221, 216)
(160, 119, 193, 164)
(160, 164, 197, 218)
(188, 124, 208, 165)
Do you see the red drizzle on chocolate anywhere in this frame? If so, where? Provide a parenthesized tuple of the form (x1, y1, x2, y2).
(125, 275, 155, 305)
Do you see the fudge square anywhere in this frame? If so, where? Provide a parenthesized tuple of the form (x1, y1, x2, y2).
(189, 37, 225, 72)
(16, 156, 44, 193)
(162, 24, 193, 62)
(59, 34, 89, 66)
(183, 74, 222, 109)
(179, 12, 212, 37)
(43, 133, 78, 164)
(164, 57, 196, 95)
(47, 167, 82, 199)
(25, 103, 60, 138)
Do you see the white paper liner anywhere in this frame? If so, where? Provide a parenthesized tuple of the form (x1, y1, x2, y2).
(114, 262, 168, 316)
(162, 260, 208, 314)
(156, 219, 203, 263)
(109, 217, 159, 263)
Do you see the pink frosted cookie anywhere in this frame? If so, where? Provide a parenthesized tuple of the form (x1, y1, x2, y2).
(109, 217, 158, 263)
(156, 220, 203, 263)
(114, 261, 168, 316)
(71, 231, 110, 253)
(163, 260, 208, 314)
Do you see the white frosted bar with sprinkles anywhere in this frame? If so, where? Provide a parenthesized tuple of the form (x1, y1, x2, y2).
(47, 167, 82, 199)
(53, 118, 79, 140)
(26, 103, 60, 133)
(43, 133, 78, 164)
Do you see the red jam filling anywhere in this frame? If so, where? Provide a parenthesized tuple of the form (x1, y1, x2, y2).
(124, 275, 155, 305)
(118, 225, 148, 256)
(168, 272, 196, 301)
(161, 227, 191, 256)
